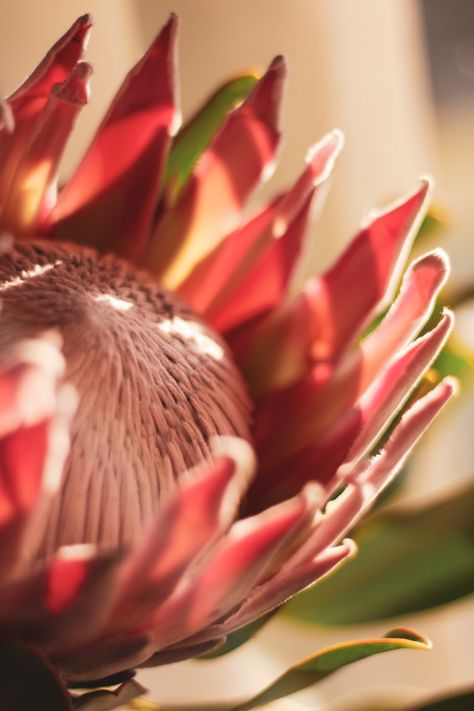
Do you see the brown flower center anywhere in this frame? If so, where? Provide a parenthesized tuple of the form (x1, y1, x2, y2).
(0, 240, 252, 560)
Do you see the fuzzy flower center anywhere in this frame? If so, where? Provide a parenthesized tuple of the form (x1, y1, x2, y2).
(0, 240, 252, 560)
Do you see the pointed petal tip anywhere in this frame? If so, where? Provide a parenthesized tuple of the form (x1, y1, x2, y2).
(163, 11, 179, 36)
(363, 176, 433, 230)
(76, 13, 93, 28)
(416, 246, 450, 271)
(399, 375, 458, 436)
(70, 13, 93, 48)
(301, 481, 326, 509)
(211, 435, 257, 480)
(269, 54, 287, 73)
(440, 305, 455, 329)
(341, 537, 358, 558)
(415, 307, 454, 354)
(418, 173, 434, 194)
(243, 54, 286, 130)
(146, 12, 179, 55)
(305, 129, 345, 184)
(306, 128, 345, 161)
(409, 248, 451, 292)
(441, 375, 460, 398)
(53, 61, 93, 105)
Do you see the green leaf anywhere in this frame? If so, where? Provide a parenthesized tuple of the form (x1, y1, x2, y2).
(415, 208, 446, 244)
(72, 679, 146, 710)
(126, 630, 430, 711)
(231, 628, 431, 710)
(0, 639, 73, 710)
(285, 483, 474, 625)
(432, 345, 472, 380)
(164, 73, 259, 198)
(407, 687, 474, 710)
(201, 612, 275, 659)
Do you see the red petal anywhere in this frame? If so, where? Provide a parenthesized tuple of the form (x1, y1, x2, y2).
(0, 339, 65, 438)
(108, 439, 255, 634)
(254, 249, 450, 454)
(180, 130, 343, 324)
(213, 131, 343, 332)
(0, 547, 122, 652)
(0, 339, 71, 580)
(347, 309, 453, 462)
(248, 311, 453, 508)
(1, 63, 91, 234)
(179, 198, 280, 314)
(291, 378, 457, 566)
(45, 15, 178, 262)
(6, 16, 91, 107)
(150, 490, 312, 648)
(0, 15, 91, 208)
(221, 539, 356, 635)
(242, 180, 431, 393)
(146, 56, 285, 288)
(358, 377, 457, 492)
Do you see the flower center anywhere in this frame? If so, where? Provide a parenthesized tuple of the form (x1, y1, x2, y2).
(0, 240, 252, 560)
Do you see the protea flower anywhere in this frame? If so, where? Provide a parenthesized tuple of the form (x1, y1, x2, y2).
(0, 13, 456, 693)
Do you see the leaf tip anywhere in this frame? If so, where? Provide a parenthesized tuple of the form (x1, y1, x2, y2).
(385, 627, 432, 649)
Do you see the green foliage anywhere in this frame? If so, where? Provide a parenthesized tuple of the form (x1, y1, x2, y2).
(139, 629, 431, 710)
(164, 74, 258, 198)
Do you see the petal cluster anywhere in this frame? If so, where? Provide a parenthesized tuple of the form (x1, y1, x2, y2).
(0, 14, 457, 684)
(0, 338, 454, 682)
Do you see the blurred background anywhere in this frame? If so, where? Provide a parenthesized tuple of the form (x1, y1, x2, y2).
(0, 1, 472, 708)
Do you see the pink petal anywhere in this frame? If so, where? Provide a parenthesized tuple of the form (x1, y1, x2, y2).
(107, 439, 255, 634)
(1, 63, 91, 234)
(0, 420, 53, 528)
(213, 196, 313, 333)
(223, 382, 455, 635)
(45, 547, 123, 650)
(180, 131, 343, 324)
(249, 311, 453, 508)
(347, 309, 453, 462)
(0, 409, 71, 581)
(182, 539, 355, 648)
(241, 180, 431, 393)
(359, 376, 458, 492)
(0, 546, 122, 652)
(146, 56, 285, 288)
(291, 377, 457, 567)
(6, 16, 91, 107)
(0, 15, 91, 208)
(44, 15, 178, 262)
(0, 339, 72, 580)
(220, 539, 355, 635)
(254, 249, 450, 455)
(0, 338, 65, 437)
(179, 198, 280, 314)
(149, 489, 314, 648)
(248, 407, 362, 510)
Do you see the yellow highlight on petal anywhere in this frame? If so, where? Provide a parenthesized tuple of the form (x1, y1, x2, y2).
(158, 154, 239, 289)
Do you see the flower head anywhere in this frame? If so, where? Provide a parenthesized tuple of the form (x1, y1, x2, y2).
(0, 14, 456, 687)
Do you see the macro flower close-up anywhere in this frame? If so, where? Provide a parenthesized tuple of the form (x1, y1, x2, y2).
(0, 6, 471, 711)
